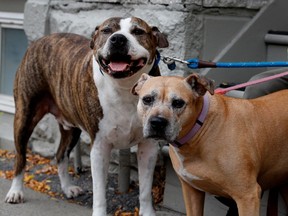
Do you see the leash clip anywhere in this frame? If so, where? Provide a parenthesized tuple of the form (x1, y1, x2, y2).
(163, 56, 189, 65)
(162, 56, 189, 70)
(162, 56, 177, 70)
(162, 56, 201, 70)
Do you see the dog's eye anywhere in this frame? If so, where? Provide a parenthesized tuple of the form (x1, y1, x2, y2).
(101, 27, 112, 34)
(132, 28, 145, 36)
(172, 99, 185, 109)
(142, 96, 154, 105)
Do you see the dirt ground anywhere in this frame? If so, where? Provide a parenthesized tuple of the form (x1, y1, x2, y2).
(0, 149, 166, 215)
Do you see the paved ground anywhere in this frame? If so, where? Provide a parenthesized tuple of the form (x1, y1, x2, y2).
(0, 178, 91, 216)
(0, 178, 183, 216)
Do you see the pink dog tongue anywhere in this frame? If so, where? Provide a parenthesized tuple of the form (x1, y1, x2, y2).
(109, 62, 129, 71)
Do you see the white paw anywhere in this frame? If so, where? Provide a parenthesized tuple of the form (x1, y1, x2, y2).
(5, 190, 24, 204)
(92, 209, 107, 216)
(63, 185, 83, 198)
(139, 207, 156, 216)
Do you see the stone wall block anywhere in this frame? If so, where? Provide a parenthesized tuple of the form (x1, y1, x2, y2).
(247, 0, 268, 9)
(83, 0, 121, 3)
(49, 8, 133, 37)
(203, 0, 267, 8)
(203, 0, 246, 8)
(150, 0, 182, 4)
(150, 0, 202, 5)
(24, 0, 51, 42)
(30, 114, 60, 157)
(82, 0, 149, 3)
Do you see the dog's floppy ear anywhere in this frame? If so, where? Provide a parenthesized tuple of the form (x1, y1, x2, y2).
(131, 73, 151, 96)
(90, 26, 99, 49)
(185, 73, 215, 96)
(152, 26, 169, 48)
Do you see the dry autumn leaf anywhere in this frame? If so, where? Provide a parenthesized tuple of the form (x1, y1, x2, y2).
(35, 165, 58, 175)
(114, 207, 139, 216)
(0, 149, 15, 159)
(0, 149, 8, 157)
(24, 174, 35, 182)
(0, 170, 14, 179)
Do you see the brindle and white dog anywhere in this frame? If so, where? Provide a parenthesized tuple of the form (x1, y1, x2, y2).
(5, 17, 168, 216)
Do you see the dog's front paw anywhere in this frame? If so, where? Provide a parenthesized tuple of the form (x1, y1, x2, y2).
(5, 189, 24, 204)
(92, 209, 106, 216)
(62, 185, 84, 198)
(139, 208, 156, 216)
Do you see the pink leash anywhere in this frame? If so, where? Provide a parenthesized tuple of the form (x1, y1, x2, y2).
(215, 71, 288, 95)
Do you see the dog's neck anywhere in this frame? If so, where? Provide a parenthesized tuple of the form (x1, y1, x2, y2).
(148, 50, 161, 77)
(172, 93, 210, 148)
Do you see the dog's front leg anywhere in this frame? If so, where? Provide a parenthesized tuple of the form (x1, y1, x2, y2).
(90, 137, 112, 216)
(137, 140, 159, 216)
(179, 178, 205, 216)
(234, 183, 261, 216)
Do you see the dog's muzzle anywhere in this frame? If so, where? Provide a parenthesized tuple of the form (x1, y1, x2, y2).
(145, 116, 169, 140)
(98, 34, 148, 79)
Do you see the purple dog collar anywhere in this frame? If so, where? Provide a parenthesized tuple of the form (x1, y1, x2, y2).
(172, 93, 210, 148)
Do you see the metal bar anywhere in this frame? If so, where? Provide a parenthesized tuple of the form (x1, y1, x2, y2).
(118, 148, 131, 193)
(73, 141, 82, 174)
(265, 33, 288, 46)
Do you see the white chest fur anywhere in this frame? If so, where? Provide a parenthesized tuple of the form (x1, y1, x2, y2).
(171, 146, 204, 191)
(93, 58, 144, 149)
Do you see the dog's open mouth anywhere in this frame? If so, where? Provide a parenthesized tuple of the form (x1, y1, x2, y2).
(99, 55, 147, 79)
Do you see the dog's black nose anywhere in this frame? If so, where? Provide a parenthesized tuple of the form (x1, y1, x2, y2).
(110, 34, 128, 47)
(150, 117, 168, 131)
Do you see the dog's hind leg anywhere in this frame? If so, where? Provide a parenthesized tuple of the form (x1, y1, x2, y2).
(5, 95, 47, 203)
(56, 125, 83, 198)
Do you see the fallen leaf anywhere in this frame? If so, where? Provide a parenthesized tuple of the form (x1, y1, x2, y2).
(24, 174, 35, 182)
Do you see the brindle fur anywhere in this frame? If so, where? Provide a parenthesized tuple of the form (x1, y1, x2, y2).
(13, 33, 103, 175)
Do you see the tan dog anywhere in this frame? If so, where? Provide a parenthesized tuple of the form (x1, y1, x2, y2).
(132, 73, 288, 216)
(5, 17, 168, 216)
